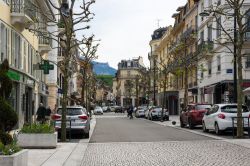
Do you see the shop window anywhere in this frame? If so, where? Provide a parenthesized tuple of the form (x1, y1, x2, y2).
(246, 56, 250, 68)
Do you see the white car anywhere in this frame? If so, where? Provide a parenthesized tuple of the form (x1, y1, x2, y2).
(94, 106, 103, 115)
(135, 106, 147, 118)
(202, 104, 250, 135)
(148, 106, 169, 121)
(102, 106, 108, 112)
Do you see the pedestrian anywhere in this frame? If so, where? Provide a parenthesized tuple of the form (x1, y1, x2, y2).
(36, 103, 46, 123)
(128, 105, 133, 119)
(45, 106, 52, 122)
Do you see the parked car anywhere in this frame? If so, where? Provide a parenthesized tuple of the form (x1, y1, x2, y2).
(135, 106, 147, 118)
(114, 106, 123, 113)
(202, 104, 250, 135)
(94, 106, 103, 115)
(102, 106, 108, 112)
(52, 106, 90, 138)
(180, 103, 211, 129)
(148, 106, 169, 121)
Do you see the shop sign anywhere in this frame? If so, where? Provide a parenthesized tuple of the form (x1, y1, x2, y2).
(7, 70, 20, 81)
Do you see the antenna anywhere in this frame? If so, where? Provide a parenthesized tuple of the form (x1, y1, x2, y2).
(156, 19, 162, 28)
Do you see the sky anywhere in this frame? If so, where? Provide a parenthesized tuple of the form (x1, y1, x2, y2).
(79, 0, 187, 69)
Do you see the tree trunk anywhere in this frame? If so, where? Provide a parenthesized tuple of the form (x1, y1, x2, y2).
(61, 69, 69, 142)
(161, 74, 167, 122)
(183, 68, 189, 112)
(136, 78, 139, 108)
(236, 49, 243, 138)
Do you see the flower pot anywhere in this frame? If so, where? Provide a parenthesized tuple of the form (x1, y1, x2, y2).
(0, 149, 28, 166)
(17, 132, 57, 149)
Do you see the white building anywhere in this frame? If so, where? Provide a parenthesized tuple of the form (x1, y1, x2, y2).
(197, 0, 250, 104)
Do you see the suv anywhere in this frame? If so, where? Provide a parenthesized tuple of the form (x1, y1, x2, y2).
(52, 106, 90, 138)
(180, 103, 211, 129)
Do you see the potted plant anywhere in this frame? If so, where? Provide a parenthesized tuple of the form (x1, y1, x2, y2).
(17, 123, 57, 149)
(0, 59, 28, 166)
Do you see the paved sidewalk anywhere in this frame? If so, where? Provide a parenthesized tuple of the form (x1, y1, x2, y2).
(27, 118, 96, 166)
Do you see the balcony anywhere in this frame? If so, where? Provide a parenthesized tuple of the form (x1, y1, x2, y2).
(10, 0, 35, 31)
(38, 33, 52, 54)
(197, 41, 214, 54)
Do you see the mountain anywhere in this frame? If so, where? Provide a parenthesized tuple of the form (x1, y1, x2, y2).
(92, 61, 117, 76)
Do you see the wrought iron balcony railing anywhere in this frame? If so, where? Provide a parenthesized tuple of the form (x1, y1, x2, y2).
(11, 0, 35, 20)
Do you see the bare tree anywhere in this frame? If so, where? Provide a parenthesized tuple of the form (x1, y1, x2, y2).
(26, 0, 97, 142)
(202, 0, 250, 137)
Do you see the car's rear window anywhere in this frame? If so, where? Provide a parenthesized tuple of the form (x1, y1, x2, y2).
(221, 105, 249, 113)
(57, 108, 85, 115)
(195, 105, 211, 111)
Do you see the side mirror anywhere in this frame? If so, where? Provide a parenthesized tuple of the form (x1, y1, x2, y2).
(205, 110, 210, 115)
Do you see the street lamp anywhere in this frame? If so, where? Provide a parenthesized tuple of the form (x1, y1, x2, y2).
(199, 9, 237, 103)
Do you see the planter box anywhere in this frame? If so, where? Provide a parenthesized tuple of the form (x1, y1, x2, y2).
(18, 132, 57, 149)
(0, 150, 28, 166)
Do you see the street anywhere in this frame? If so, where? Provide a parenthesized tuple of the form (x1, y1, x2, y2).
(80, 113, 250, 166)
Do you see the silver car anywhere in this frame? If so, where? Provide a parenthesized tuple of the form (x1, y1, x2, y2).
(52, 106, 90, 138)
(94, 106, 103, 115)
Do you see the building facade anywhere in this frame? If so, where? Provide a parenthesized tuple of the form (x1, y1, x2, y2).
(115, 57, 146, 107)
(0, 0, 55, 126)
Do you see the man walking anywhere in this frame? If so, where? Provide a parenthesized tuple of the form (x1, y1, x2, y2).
(36, 103, 46, 123)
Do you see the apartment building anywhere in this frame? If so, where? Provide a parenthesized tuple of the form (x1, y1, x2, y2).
(197, 0, 250, 104)
(115, 57, 146, 107)
(0, 0, 58, 126)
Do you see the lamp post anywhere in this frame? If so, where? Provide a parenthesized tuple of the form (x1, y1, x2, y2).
(199, 8, 237, 103)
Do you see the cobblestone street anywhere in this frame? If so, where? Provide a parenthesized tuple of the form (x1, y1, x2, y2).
(81, 140, 250, 166)
(80, 114, 250, 166)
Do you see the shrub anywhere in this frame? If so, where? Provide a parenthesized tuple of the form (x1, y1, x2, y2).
(20, 123, 54, 134)
(0, 141, 21, 155)
(0, 59, 18, 145)
(0, 132, 13, 145)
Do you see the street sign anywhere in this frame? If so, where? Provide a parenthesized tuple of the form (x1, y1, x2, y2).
(39, 60, 54, 74)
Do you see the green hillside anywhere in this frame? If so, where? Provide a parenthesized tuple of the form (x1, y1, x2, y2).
(96, 75, 114, 87)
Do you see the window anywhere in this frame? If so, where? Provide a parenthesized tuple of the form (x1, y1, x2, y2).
(201, 1, 204, 21)
(208, 0, 212, 7)
(246, 56, 250, 68)
(0, 23, 7, 62)
(208, 61, 212, 76)
(245, 10, 250, 40)
(208, 25, 212, 41)
(216, 17, 221, 38)
(200, 30, 204, 42)
(217, 56, 221, 71)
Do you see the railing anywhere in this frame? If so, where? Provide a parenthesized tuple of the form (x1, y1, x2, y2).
(197, 41, 214, 54)
(11, 0, 35, 20)
(231, 117, 250, 138)
(39, 33, 52, 47)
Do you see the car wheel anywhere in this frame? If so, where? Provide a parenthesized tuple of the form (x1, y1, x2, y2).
(151, 114, 153, 121)
(84, 132, 90, 138)
(215, 123, 222, 135)
(188, 118, 194, 129)
(180, 119, 185, 128)
(202, 121, 209, 132)
(165, 116, 169, 121)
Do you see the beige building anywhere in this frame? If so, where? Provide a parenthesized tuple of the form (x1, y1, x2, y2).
(115, 57, 146, 107)
(148, 0, 199, 115)
(0, 0, 56, 126)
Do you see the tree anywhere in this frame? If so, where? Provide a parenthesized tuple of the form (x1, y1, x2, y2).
(27, 0, 97, 142)
(0, 59, 18, 145)
(203, 0, 250, 137)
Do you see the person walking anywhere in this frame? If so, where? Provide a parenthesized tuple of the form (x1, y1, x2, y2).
(128, 105, 134, 119)
(45, 106, 52, 122)
(36, 103, 46, 123)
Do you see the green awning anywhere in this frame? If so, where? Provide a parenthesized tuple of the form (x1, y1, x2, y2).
(7, 70, 20, 81)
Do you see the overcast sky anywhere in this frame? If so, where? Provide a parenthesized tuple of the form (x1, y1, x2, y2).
(81, 0, 187, 69)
